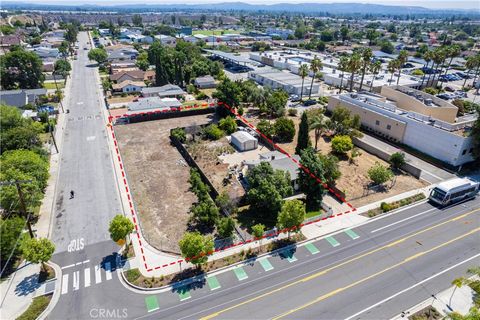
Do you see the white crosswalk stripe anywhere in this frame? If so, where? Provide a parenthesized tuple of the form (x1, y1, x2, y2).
(73, 271, 80, 291)
(84, 268, 91, 288)
(61, 274, 69, 294)
(60, 262, 115, 295)
(95, 264, 102, 284)
(105, 262, 112, 281)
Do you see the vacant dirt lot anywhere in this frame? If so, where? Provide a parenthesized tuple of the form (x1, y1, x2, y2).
(114, 114, 214, 253)
(242, 109, 428, 208)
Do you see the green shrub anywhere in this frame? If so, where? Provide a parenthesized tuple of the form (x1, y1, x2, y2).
(195, 92, 208, 100)
(389, 152, 406, 169)
(423, 87, 438, 95)
(125, 268, 141, 283)
(288, 108, 298, 116)
(331, 135, 353, 155)
(273, 117, 296, 142)
(218, 116, 237, 134)
(368, 162, 394, 185)
(204, 124, 224, 140)
(171, 127, 186, 143)
(380, 202, 391, 212)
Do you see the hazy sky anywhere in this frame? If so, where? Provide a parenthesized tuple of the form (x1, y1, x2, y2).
(18, 0, 480, 10)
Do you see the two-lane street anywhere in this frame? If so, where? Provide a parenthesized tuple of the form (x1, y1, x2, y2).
(48, 31, 123, 319)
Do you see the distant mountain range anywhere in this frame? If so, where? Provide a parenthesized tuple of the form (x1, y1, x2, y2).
(2, 1, 479, 16)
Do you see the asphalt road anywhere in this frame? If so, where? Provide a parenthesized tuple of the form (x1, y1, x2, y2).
(48, 31, 123, 319)
(48, 194, 480, 319)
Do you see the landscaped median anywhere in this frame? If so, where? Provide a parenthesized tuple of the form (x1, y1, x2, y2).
(122, 234, 305, 289)
(363, 193, 427, 218)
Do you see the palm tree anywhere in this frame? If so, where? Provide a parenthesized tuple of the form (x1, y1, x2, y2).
(396, 50, 408, 85)
(299, 64, 309, 101)
(431, 48, 447, 87)
(463, 54, 480, 90)
(347, 53, 362, 92)
(310, 114, 328, 151)
(368, 60, 382, 92)
(308, 56, 322, 99)
(449, 277, 464, 308)
(387, 59, 398, 84)
(359, 48, 373, 91)
(338, 56, 349, 93)
(421, 50, 434, 87)
(440, 45, 461, 89)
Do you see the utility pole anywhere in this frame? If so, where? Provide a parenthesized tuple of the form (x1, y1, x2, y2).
(49, 123, 59, 153)
(0, 180, 35, 238)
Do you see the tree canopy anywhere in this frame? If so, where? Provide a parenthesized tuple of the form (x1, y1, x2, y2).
(21, 237, 55, 271)
(108, 215, 134, 242)
(299, 148, 326, 211)
(296, 112, 311, 154)
(1, 48, 44, 89)
(88, 48, 108, 65)
(277, 199, 306, 236)
(179, 231, 214, 266)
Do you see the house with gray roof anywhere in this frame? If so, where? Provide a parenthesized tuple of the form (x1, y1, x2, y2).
(141, 84, 186, 98)
(127, 97, 182, 113)
(0, 88, 48, 108)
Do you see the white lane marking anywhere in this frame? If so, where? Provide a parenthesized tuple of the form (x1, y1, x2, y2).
(344, 252, 480, 320)
(83, 260, 90, 264)
(86, 136, 96, 141)
(61, 264, 75, 270)
(95, 265, 102, 284)
(73, 271, 80, 291)
(77, 102, 84, 105)
(84, 268, 91, 288)
(370, 208, 437, 233)
(61, 274, 69, 294)
(105, 262, 112, 280)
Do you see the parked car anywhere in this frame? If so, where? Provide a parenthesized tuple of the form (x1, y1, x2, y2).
(303, 99, 317, 106)
(289, 94, 300, 102)
(445, 86, 455, 92)
(437, 93, 454, 100)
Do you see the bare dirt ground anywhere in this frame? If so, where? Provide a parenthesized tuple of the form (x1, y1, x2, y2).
(243, 110, 428, 208)
(114, 114, 214, 253)
(186, 137, 246, 202)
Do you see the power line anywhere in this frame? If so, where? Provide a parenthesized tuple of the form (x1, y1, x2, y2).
(0, 180, 35, 238)
(0, 214, 30, 278)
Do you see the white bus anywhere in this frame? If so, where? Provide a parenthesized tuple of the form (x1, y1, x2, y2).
(429, 178, 479, 206)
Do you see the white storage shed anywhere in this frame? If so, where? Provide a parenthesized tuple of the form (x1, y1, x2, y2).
(231, 131, 258, 151)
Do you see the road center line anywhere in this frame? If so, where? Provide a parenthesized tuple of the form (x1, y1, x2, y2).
(344, 252, 480, 320)
(370, 208, 437, 233)
(271, 227, 480, 320)
(198, 208, 480, 320)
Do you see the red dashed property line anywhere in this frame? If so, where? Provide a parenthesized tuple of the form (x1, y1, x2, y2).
(218, 101, 356, 211)
(107, 103, 358, 273)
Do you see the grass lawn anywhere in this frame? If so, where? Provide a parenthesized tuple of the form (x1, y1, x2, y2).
(43, 82, 65, 90)
(305, 210, 323, 219)
(193, 29, 241, 36)
(16, 294, 52, 320)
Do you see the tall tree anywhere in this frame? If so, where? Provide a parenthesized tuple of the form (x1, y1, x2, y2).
(88, 48, 108, 65)
(299, 148, 326, 211)
(299, 64, 309, 101)
(132, 14, 143, 27)
(359, 48, 372, 91)
(309, 114, 328, 151)
(347, 52, 362, 92)
(338, 56, 348, 93)
(295, 111, 311, 154)
(422, 50, 434, 87)
(396, 50, 408, 85)
(108, 215, 134, 243)
(21, 237, 55, 272)
(369, 60, 382, 92)
(308, 56, 322, 99)
(440, 45, 461, 89)
(0, 49, 44, 89)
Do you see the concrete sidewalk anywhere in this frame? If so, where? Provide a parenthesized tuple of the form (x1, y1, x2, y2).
(0, 262, 40, 319)
(392, 278, 476, 319)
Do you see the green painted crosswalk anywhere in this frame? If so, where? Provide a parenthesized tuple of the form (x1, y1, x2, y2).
(178, 287, 191, 301)
(345, 229, 360, 240)
(206, 276, 221, 291)
(326, 236, 340, 247)
(259, 258, 274, 271)
(305, 243, 320, 255)
(145, 296, 159, 312)
(233, 267, 248, 281)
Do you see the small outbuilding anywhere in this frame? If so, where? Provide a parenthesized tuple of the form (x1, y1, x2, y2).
(231, 131, 258, 151)
(194, 75, 216, 89)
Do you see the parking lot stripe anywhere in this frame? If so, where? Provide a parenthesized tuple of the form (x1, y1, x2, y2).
(233, 267, 248, 281)
(345, 229, 360, 240)
(326, 236, 340, 247)
(305, 243, 320, 255)
(145, 296, 159, 312)
(259, 258, 274, 271)
(207, 276, 221, 291)
(105, 262, 112, 280)
(95, 265, 102, 284)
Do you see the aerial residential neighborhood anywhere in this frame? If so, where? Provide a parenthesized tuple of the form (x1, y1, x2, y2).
(0, 1, 480, 320)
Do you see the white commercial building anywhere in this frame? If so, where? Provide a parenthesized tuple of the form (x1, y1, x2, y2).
(248, 68, 319, 96)
(327, 86, 476, 167)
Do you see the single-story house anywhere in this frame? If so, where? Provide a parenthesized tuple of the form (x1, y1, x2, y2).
(110, 70, 144, 83)
(42, 60, 56, 72)
(127, 96, 182, 112)
(154, 35, 176, 46)
(141, 84, 186, 98)
(0, 35, 22, 48)
(31, 47, 59, 59)
(112, 80, 146, 93)
(107, 48, 139, 61)
(231, 131, 258, 151)
(0, 88, 47, 108)
(194, 75, 216, 89)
